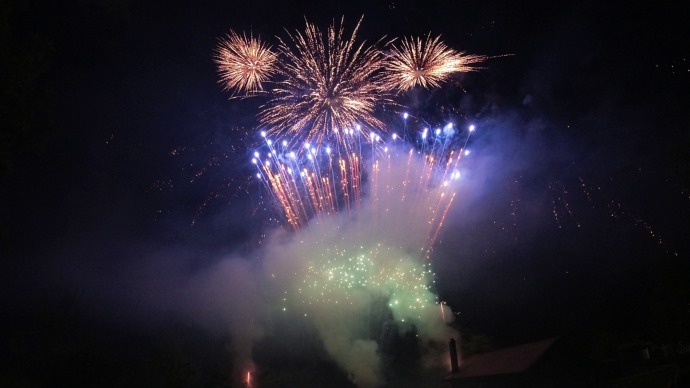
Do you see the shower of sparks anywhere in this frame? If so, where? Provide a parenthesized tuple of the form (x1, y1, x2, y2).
(299, 245, 435, 316)
(252, 130, 364, 231)
(382, 34, 486, 93)
(259, 17, 392, 149)
(215, 30, 278, 96)
(253, 121, 471, 251)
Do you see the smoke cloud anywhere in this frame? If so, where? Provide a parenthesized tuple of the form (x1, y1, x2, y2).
(177, 148, 463, 386)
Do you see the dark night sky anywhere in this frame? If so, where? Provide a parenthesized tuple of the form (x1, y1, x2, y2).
(2, 0, 690, 385)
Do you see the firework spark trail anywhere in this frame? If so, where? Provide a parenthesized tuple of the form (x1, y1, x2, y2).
(420, 152, 462, 257)
(253, 122, 471, 245)
(382, 33, 486, 93)
(254, 138, 351, 229)
(253, 128, 375, 229)
(215, 30, 278, 96)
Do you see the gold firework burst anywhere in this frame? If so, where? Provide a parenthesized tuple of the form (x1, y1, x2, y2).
(215, 30, 278, 96)
(259, 17, 392, 147)
(383, 34, 485, 93)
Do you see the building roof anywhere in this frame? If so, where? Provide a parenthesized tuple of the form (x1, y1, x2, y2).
(447, 337, 558, 380)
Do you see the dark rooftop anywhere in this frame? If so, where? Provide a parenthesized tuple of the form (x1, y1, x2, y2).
(448, 337, 558, 379)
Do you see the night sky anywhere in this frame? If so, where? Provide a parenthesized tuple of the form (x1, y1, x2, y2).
(2, 0, 689, 386)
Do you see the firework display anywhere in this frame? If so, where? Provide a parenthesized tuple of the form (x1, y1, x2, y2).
(216, 17, 484, 385)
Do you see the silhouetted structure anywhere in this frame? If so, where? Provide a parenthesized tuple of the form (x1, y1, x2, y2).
(441, 337, 595, 388)
(449, 338, 460, 374)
